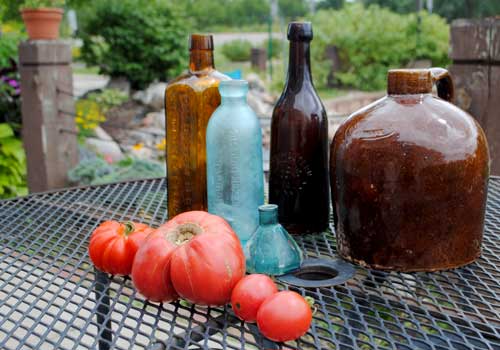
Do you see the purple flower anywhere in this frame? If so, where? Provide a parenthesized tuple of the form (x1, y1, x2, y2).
(7, 79, 19, 88)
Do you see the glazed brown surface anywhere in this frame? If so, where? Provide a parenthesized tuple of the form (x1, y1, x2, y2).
(269, 22, 330, 234)
(165, 35, 229, 217)
(330, 70, 489, 271)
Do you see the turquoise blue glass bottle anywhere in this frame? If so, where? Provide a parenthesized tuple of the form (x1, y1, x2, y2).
(206, 80, 264, 245)
(245, 204, 303, 275)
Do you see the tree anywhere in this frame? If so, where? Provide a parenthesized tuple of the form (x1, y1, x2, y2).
(278, 0, 310, 19)
(317, 0, 345, 10)
(362, 0, 500, 21)
(80, 0, 190, 89)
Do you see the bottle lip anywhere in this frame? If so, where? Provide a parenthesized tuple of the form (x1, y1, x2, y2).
(387, 69, 432, 95)
(189, 34, 214, 51)
(259, 204, 278, 212)
(287, 21, 313, 41)
(219, 79, 248, 89)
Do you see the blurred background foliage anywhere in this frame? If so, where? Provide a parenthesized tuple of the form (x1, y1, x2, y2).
(1, 0, 500, 197)
(310, 3, 450, 90)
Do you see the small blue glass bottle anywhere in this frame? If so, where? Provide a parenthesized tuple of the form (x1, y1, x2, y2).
(245, 204, 303, 276)
(206, 80, 265, 245)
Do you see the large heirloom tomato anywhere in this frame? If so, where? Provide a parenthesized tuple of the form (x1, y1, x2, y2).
(89, 221, 153, 275)
(160, 211, 245, 306)
(132, 230, 178, 303)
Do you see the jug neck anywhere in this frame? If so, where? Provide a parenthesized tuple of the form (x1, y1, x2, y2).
(387, 68, 454, 102)
(189, 34, 215, 73)
(387, 69, 432, 96)
(258, 204, 279, 225)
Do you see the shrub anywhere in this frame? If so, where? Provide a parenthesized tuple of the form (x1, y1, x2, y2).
(263, 38, 283, 59)
(221, 39, 253, 62)
(310, 3, 450, 91)
(0, 65, 21, 132)
(75, 89, 128, 135)
(21, 0, 65, 9)
(0, 25, 24, 132)
(68, 157, 165, 185)
(0, 123, 27, 198)
(80, 0, 190, 89)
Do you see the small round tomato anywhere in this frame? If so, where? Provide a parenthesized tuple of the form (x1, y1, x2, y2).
(88, 221, 153, 275)
(231, 274, 277, 322)
(131, 230, 178, 303)
(257, 291, 313, 342)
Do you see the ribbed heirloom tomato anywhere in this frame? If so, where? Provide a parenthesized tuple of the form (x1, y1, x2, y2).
(231, 274, 278, 322)
(88, 221, 153, 275)
(132, 211, 246, 305)
(131, 230, 178, 303)
(257, 291, 313, 342)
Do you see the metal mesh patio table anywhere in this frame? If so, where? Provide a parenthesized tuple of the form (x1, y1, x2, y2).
(0, 177, 498, 349)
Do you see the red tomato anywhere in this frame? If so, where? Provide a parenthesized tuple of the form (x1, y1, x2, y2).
(231, 274, 278, 322)
(88, 221, 153, 275)
(161, 211, 246, 306)
(257, 291, 313, 342)
(131, 230, 178, 303)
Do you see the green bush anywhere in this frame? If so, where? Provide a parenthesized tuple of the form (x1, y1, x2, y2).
(0, 123, 27, 198)
(86, 89, 128, 111)
(80, 0, 190, 89)
(310, 3, 450, 91)
(263, 38, 283, 59)
(68, 157, 165, 186)
(20, 0, 65, 9)
(221, 39, 252, 62)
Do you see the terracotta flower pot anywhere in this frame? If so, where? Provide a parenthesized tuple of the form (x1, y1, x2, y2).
(21, 8, 63, 40)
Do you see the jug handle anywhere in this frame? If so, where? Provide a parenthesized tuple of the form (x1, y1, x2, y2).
(430, 67, 454, 103)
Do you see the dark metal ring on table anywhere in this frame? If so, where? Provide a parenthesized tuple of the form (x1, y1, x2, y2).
(278, 258, 357, 288)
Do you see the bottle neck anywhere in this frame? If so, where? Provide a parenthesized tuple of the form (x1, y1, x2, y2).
(189, 50, 215, 73)
(221, 96, 246, 105)
(285, 41, 312, 91)
(258, 205, 279, 225)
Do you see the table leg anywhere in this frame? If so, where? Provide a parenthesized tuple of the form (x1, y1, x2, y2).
(94, 268, 112, 350)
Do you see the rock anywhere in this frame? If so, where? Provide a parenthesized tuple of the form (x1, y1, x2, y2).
(93, 126, 113, 141)
(127, 145, 154, 160)
(247, 90, 273, 118)
(246, 73, 266, 92)
(126, 128, 165, 148)
(85, 137, 124, 162)
(141, 111, 165, 129)
(133, 82, 167, 110)
(107, 76, 131, 95)
(101, 100, 149, 141)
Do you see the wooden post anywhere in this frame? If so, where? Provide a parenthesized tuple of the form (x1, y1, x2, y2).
(449, 18, 500, 175)
(251, 48, 267, 71)
(325, 45, 341, 87)
(19, 40, 79, 193)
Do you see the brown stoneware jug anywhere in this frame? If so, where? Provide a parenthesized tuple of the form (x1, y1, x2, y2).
(330, 68, 489, 272)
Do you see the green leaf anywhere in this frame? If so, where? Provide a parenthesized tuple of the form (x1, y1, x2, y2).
(0, 124, 14, 139)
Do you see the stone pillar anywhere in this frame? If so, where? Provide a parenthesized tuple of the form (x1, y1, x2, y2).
(19, 40, 79, 192)
(449, 18, 500, 175)
(251, 48, 267, 71)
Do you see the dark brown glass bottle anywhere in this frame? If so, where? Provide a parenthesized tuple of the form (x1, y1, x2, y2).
(165, 34, 229, 218)
(269, 22, 329, 234)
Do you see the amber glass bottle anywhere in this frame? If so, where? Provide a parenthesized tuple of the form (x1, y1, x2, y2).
(269, 22, 329, 234)
(165, 34, 229, 218)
